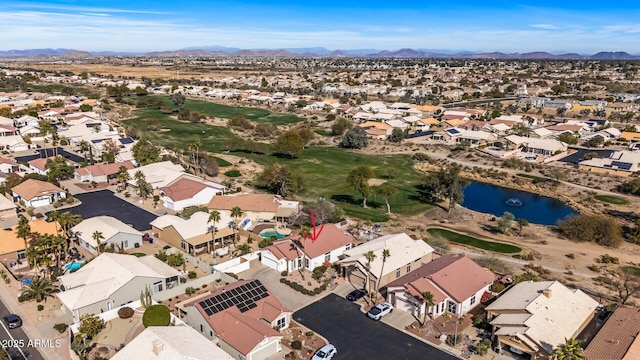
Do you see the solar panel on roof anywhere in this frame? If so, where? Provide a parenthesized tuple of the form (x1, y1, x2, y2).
(198, 280, 269, 315)
(118, 137, 134, 145)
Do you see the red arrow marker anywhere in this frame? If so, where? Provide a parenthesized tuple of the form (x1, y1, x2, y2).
(302, 211, 324, 243)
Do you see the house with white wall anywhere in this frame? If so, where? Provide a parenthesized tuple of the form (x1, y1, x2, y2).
(159, 177, 225, 211)
(71, 216, 143, 254)
(11, 179, 66, 208)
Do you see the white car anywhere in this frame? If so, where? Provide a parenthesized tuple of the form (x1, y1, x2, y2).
(311, 344, 337, 360)
(367, 302, 393, 320)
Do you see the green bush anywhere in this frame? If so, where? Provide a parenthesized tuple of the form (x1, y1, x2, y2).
(279, 278, 286, 283)
(188, 271, 197, 279)
(37, 304, 44, 311)
(142, 305, 171, 327)
(491, 282, 505, 293)
(53, 323, 68, 334)
(291, 341, 302, 350)
(224, 170, 242, 177)
(185, 287, 196, 295)
(281, 271, 288, 276)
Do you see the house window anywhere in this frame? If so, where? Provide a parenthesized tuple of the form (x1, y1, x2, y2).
(470, 295, 476, 305)
(440, 302, 445, 313)
(324, 252, 331, 263)
(276, 317, 286, 330)
(304, 257, 309, 269)
(297, 258, 302, 269)
(200, 324, 203, 332)
(395, 269, 401, 278)
(153, 281, 163, 293)
(448, 302, 457, 314)
(406, 264, 411, 273)
(124, 240, 129, 248)
(210, 330, 213, 337)
(345, 244, 351, 250)
(17, 251, 26, 260)
(181, 240, 187, 250)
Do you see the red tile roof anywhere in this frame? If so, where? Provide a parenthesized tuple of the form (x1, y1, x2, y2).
(160, 177, 213, 201)
(584, 306, 640, 360)
(75, 161, 135, 177)
(289, 223, 352, 259)
(28, 157, 54, 171)
(190, 280, 290, 356)
(208, 193, 279, 213)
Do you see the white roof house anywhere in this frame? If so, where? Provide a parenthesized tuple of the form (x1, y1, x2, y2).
(126, 161, 190, 189)
(111, 326, 234, 360)
(151, 211, 233, 241)
(579, 150, 640, 174)
(486, 280, 597, 357)
(71, 216, 144, 254)
(505, 135, 568, 156)
(57, 253, 181, 321)
(339, 233, 434, 289)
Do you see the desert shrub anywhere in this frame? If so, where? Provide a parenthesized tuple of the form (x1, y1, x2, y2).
(37, 304, 44, 311)
(291, 341, 302, 350)
(476, 339, 492, 356)
(557, 214, 623, 247)
(491, 282, 505, 293)
(118, 307, 134, 319)
(53, 323, 68, 334)
(185, 287, 195, 295)
(281, 271, 288, 276)
(280, 278, 286, 283)
(565, 253, 575, 259)
(597, 254, 620, 264)
(588, 264, 601, 272)
(188, 271, 197, 279)
(306, 331, 314, 338)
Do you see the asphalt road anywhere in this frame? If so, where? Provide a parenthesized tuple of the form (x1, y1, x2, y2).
(62, 190, 157, 231)
(0, 299, 45, 360)
(294, 294, 459, 360)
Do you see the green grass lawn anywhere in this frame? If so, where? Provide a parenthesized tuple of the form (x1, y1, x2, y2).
(594, 195, 629, 205)
(224, 170, 242, 177)
(426, 228, 522, 253)
(215, 157, 233, 167)
(242, 147, 433, 222)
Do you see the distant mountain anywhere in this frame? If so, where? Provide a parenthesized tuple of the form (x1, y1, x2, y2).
(1, 47, 640, 60)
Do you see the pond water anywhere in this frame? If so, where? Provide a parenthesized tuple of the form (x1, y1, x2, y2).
(461, 181, 578, 225)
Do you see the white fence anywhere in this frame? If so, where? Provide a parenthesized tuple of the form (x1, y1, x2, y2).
(152, 272, 238, 302)
(213, 252, 259, 274)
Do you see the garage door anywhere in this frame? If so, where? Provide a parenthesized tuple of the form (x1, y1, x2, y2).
(250, 339, 279, 360)
(348, 270, 366, 289)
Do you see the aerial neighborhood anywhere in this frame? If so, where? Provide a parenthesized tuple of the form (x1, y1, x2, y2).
(1, 55, 640, 360)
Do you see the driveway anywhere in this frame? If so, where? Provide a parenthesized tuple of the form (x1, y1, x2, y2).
(294, 294, 459, 360)
(237, 263, 318, 311)
(62, 190, 157, 231)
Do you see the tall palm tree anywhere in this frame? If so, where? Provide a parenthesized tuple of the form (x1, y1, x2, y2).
(16, 215, 31, 255)
(207, 210, 221, 251)
(364, 250, 377, 303)
(192, 138, 202, 175)
(78, 140, 91, 163)
(21, 276, 58, 302)
(51, 235, 67, 270)
(230, 206, 243, 246)
(421, 291, 435, 327)
(553, 338, 585, 360)
(236, 243, 252, 256)
(375, 249, 390, 303)
(116, 166, 131, 191)
(92, 231, 105, 254)
(134, 170, 149, 200)
(58, 211, 82, 238)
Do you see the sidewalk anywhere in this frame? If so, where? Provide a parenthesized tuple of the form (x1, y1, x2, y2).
(0, 278, 69, 360)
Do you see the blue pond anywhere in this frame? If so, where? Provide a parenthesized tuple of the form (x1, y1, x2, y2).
(461, 182, 578, 225)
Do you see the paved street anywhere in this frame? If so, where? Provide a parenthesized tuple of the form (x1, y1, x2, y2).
(0, 299, 45, 360)
(294, 294, 459, 360)
(64, 190, 158, 231)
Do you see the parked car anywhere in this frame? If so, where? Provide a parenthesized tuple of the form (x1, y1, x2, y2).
(367, 302, 393, 320)
(311, 344, 337, 360)
(346, 289, 367, 301)
(2, 314, 22, 329)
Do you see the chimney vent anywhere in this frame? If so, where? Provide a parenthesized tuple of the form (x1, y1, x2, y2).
(152, 339, 164, 355)
(542, 289, 552, 298)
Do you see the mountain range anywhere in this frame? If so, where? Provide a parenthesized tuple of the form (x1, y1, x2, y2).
(1, 47, 639, 60)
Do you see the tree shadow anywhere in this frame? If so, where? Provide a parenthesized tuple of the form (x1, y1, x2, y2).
(409, 184, 435, 203)
(331, 194, 359, 205)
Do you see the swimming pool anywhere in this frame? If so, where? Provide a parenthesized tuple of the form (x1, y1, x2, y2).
(65, 261, 83, 271)
(260, 231, 286, 239)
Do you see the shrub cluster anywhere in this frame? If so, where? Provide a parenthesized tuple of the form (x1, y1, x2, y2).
(118, 307, 134, 319)
(279, 278, 328, 296)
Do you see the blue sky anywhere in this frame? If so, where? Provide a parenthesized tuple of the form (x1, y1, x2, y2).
(1, 1, 639, 53)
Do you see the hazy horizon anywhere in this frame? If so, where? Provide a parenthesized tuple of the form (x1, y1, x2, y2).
(1, 1, 639, 54)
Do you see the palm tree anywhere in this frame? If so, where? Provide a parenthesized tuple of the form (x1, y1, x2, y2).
(236, 243, 252, 256)
(230, 206, 243, 246)
(207, 210, 221, 251)
(16, 215, 31, 254)
(553, 338, 585, 360)
(191, 138, 202, 175)
(21, 276, 58, 302)
(364, 250, 377, 303)
(51, 234, 67, 270)
(92, 231, 105, 254)
(78, 140, 91, 163)
(421, 291, 435, 327)
(57, 211, 82, 238)
(116, 166, 131, 191)
(375, 249, 390, 303)
(134, 170, 149, 200)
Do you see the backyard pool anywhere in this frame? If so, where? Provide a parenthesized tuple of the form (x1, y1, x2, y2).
(65, 261, 83, 272)
(260, 231, 286, 239)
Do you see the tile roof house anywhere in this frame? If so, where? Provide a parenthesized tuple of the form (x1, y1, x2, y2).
(207, 193, 300, 225)
(260, 223, 353, 273)
(184, 279, 291, 360)
(0, 219, 60, 263)
(125, 161, 191, 190)
(160, 177, 225, 211)
(338, 233, 434, 293)
(485, 280, 598, 359)
(111, 326, 234, 360)
(11, 178, 66, 208)
(584, 306, 640, 360)
(385, 254, 495, 319)
(0, 158, 20, 174)
(74, 160, 135, 183)
(151, 211, 234, 256)
(57, 253, 181, 322)
(504, 135, 568, 157)
(71, 216, 143, 255)
(578, 150, 640, 177)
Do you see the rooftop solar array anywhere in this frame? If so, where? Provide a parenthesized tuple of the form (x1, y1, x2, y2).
(611, 161, 633, 170)
(199, 280, 269, 316)
(119, 137, 134, 145)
